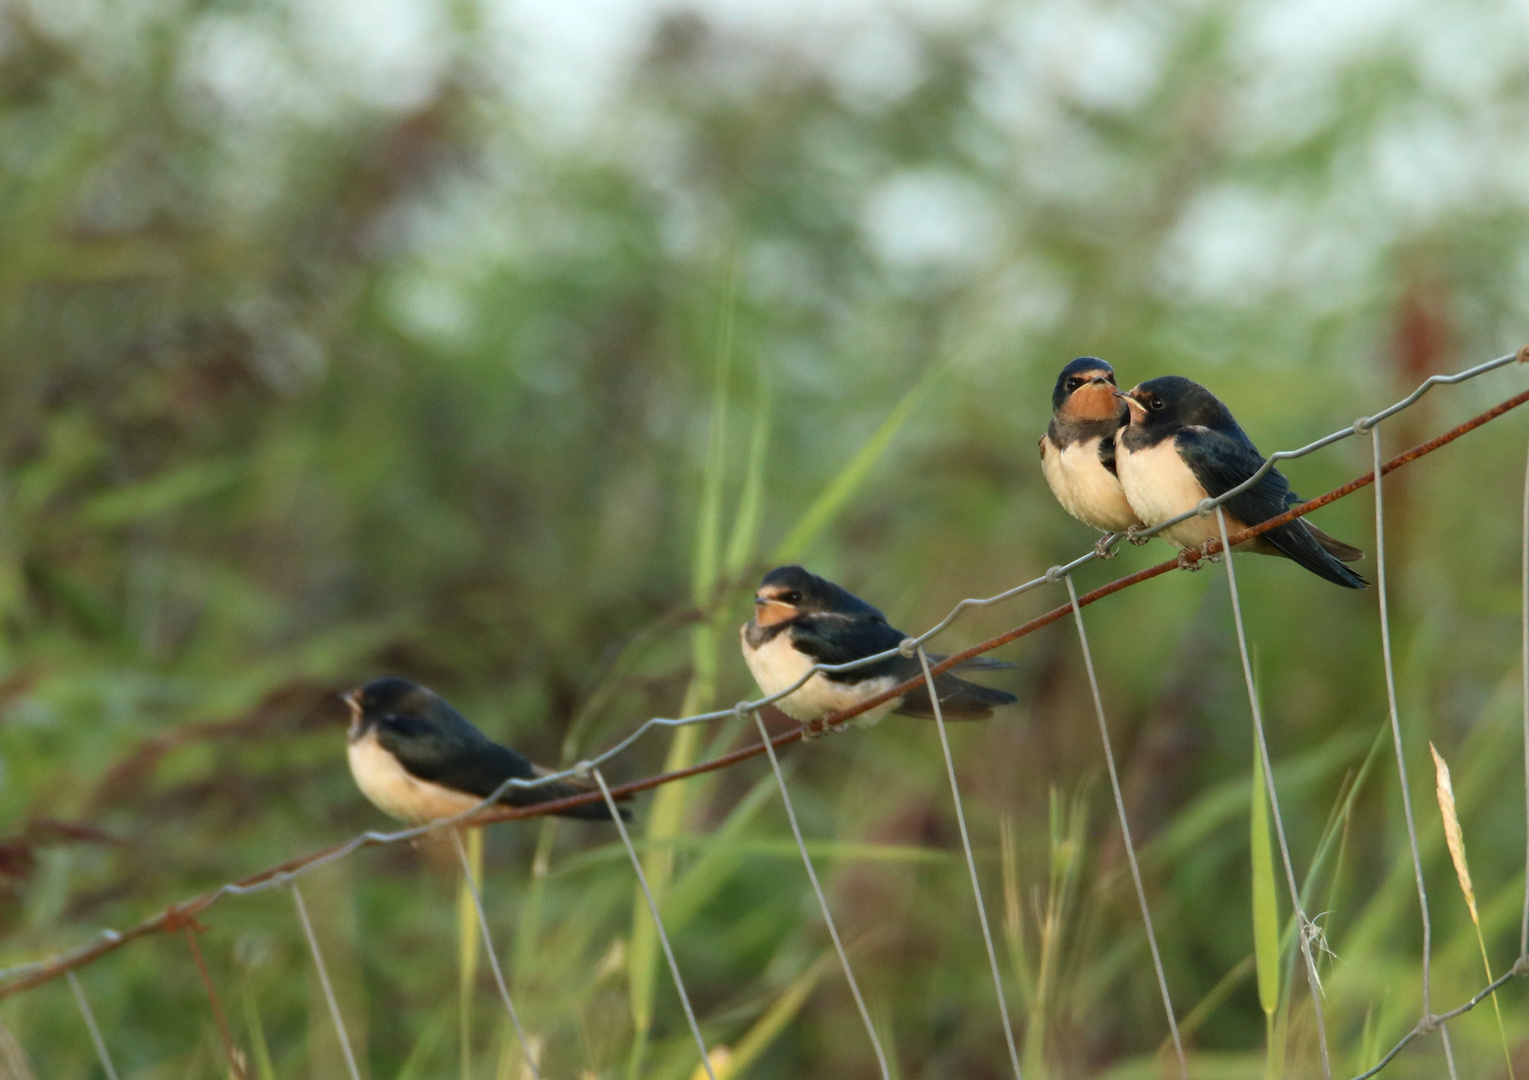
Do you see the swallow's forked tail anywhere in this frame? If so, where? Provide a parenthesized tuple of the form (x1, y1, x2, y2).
(896, 673, 1018, 720)
(514, 776, 633, 822)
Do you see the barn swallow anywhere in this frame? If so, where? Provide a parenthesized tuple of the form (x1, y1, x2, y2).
(1113, 376, 1368, 588)
(1038, 357, 1142, 557)
(740, 565, 1017, 732)
(343, 677, 629, 823)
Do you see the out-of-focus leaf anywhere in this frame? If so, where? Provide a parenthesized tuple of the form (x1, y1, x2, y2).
(75, 461, 242, 528)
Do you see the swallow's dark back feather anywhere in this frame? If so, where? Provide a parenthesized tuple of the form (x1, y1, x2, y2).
(356, 677, 629, 821)
(784, 607, 1018, 719)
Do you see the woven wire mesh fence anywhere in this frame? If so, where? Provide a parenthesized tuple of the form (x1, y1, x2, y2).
(5, 348, 1529, 1079)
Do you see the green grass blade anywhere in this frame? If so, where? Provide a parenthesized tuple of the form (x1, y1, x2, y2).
(460, 827, 484, 1080)
(513, 818, 558, 983)
(1251, 741, 1281, 1062)
(628, 272, 738, 1079)
(772, 364, 941, 564)
(723, 362, 771, 582)
(397, 1005, 453, 1080)
(691, 262, 739, 605)
(696, 950, 835, 1080)
(240, 982, 278, 1080)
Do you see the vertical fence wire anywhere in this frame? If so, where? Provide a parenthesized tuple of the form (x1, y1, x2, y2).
(1367, 427, 1454, 1076)
(1063, 574, 1188, 1079)
(591, 768, 717, 1080)
(290, 882, 364, 1080)
(751, 712, 892, 1079)
(449, 829, 542, 1080)
(1522, 434, 1529, 961)
(66, 972, 120, 1080)
(915, 645, 1024, 1080)
(1215, 507, 1333, 1079)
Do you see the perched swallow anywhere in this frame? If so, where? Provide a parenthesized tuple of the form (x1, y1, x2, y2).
(344, 677, 629, 823)
(740, 565, 1018, 731)
(1114, 376, 1368, 588)
(1039, 357, 1141, 555)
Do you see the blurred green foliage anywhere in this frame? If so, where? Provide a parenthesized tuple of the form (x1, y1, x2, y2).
(2, 0, 1529, 1076)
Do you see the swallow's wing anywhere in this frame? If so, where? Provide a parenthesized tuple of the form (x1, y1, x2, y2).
(789, 615, 1016, 719)
(374, 717, 630, 820)
(788, 614, 909, 682)
(374, 716, 536, 797)
(1097, 430, 1119, 478)
(373, 718, 533, 795)
(1173, 426, 1292, 523)
(1176, 427, 1367, 588)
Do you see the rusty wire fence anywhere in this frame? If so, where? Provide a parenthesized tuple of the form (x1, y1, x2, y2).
(5, 348, 1529, 1080)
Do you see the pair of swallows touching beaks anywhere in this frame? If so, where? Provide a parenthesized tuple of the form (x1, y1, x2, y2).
(1040, 357, 1368, 589)
(342, 358, 1367, 828)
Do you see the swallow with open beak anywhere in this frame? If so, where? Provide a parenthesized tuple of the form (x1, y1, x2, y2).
(343, 677, 629, 823)
(1039, 357, 1141, 557)
(1113, 376, 1368, 588)
(740, 565, 1018, 732)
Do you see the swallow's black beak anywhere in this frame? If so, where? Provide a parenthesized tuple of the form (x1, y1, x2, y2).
(1116, 389, 1149, 418)
(754, 596, 768, 606)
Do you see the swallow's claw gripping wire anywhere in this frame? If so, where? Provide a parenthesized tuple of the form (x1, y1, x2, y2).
(1094, 534, 1118, 560)
(1125, 524, 1150, 546)
(1198, 539, 1222, 564)
(1175, 548, 1206, 572)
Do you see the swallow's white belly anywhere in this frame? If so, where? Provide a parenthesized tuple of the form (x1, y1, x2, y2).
(1041, 435, 1139, 533)
(741, 629, 902, 728)
(348, 728, 482, 823)
(1116, 436, 1249, 550)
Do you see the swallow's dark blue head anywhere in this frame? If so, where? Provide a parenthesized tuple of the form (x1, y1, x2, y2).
(344, 676, 448, 740)
(1051, 357, 1122, 421)
(753, 565, 886, 628)
(1122, 375, 1236, 433)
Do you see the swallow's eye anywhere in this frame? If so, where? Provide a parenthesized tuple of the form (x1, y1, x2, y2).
(1065, 377, 1082, 391)
(781, 591, 803, 604)
(1148, 397, 1165, 411)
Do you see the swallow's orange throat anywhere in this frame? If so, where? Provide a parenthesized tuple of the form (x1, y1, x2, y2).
(753, 598, 798, 628)
(1061, 379, 1123, 423)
